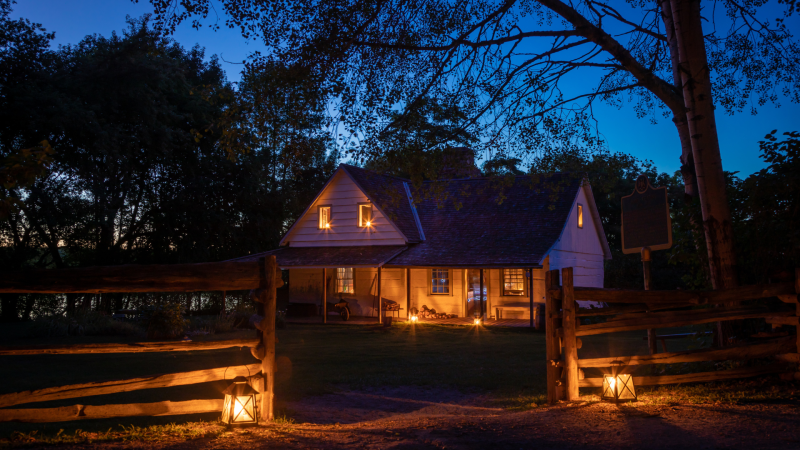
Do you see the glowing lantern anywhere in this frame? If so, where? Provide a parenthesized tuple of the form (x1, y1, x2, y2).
(410, 315, 418, 322)
(221, 376, 258, 426)
(601, 362, 636, 402)
(366, 221, 371, 227)
(473, 318, 482, 325)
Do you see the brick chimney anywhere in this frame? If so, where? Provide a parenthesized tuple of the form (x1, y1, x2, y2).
(440, 147, 482, 179)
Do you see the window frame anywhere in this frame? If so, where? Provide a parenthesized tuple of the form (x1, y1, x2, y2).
(502, 268, 527, 296)
(358, 202, 373, 228)
(335, 267, 355, 295)
(577, 204, 584, 229)
(318, 205, 332, 229)
(428, 268, 452, 295)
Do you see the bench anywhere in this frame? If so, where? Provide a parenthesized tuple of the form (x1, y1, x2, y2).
(495, 302, 537, 321)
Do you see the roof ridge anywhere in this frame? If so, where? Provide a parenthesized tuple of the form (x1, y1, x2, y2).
(339, 163, 412, 183)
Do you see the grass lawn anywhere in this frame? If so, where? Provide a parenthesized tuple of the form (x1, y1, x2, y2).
(2, 319, 788, 445)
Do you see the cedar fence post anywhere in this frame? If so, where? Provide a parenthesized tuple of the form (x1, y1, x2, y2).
(562, 267, 579, 401)
(259, 256, 277, 422)
(545, 269, 563, 404)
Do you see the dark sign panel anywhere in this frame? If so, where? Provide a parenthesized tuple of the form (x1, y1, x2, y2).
(621, 175, 672, 254)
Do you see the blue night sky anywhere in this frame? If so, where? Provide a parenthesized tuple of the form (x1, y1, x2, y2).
(11, 0, 800, 177)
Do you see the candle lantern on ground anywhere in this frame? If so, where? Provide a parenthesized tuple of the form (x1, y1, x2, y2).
(601, 361, 637, 402)
(221, 376, 259, 426)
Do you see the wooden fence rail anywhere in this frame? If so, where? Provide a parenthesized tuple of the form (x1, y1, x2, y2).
(0, 256, 278, 424)
(545, 267, 800, 404)
(0, 261, 263, 293)
(0, 339, 259, 356)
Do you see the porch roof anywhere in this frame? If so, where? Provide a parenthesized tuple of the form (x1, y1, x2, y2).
(228, 245, 408, 268)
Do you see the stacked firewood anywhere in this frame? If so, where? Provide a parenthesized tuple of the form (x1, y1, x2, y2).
(415, 305, 457, 319)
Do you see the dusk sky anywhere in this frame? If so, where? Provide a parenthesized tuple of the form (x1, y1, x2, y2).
(11, 0, 800, 177)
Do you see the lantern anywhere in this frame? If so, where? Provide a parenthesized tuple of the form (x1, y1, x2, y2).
(601, 362, 636, 402)
(473, 317, 482, 325)
(410, 315, 418, 322)
(221, 376, 258, 426)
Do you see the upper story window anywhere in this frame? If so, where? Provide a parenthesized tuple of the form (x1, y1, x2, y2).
(577, 204, 583, 229)
(431, 268, 450, 294)
(318, 205, 331, 229)
(336, 268, 354, 293)
(358, 203, 373, 227)
(503, 268, 525, 296)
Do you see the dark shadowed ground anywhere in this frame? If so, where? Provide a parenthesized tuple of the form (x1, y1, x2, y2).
(1, 322, 798, 448)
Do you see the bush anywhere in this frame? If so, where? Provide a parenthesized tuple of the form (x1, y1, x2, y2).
(28, 311, 144, 338)
(143, 303, 187, 339)
(186, 314, 236, 335)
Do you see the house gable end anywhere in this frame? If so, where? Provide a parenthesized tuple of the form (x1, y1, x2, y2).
(281, 168, 408, 247)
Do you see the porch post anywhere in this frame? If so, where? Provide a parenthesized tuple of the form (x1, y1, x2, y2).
(529, 268, 534, 328)
(377, 266, 382, 324)
(322, 268, 327, 324)
(406, 268, 411, 319)
(479, 268, 485, 320)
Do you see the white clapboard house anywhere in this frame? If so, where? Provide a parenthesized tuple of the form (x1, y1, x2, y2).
(233, 153, 610, 321)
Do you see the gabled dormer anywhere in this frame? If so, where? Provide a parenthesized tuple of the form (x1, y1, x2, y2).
(280, 165, 424, 247)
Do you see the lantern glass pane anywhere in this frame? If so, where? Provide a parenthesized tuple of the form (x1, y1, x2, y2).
(233, 395, 255, 422)
(601, 374, 616, 399)
(617, 374, 636, 400)
(221, 395, 233, 423)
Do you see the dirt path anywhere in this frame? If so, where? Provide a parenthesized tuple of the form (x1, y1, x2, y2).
(25, 388, 800, 449)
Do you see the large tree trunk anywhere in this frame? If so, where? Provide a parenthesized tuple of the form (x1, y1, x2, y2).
(670, 0, 738, 290)
(670, 0, 738, 346)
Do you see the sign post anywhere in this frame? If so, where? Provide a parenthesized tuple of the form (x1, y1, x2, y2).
(621, 175, 672, 355)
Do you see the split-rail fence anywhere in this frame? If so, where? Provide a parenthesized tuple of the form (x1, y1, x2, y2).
(0, 256, 280, 424)
(545, 267, 800, 403)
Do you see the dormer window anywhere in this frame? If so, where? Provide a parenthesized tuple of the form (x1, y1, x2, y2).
(318, 205, 331, 229)
(577, 204, 583, 229)
(358, 203, 372, 227)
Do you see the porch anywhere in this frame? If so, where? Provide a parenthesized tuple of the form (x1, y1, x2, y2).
(287, 265, 547, 329)
(285, 315, 535, 328)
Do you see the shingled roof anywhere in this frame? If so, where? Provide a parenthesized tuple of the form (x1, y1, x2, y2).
(229, 245, 407, 268)
(237, 166, 603, 267)
(341, 165, 423, 243)
(387, 173, 583, 267)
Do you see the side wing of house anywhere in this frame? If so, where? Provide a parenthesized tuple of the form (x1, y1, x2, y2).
(281, 169, 407, 247)
(546, 184, 610, 288)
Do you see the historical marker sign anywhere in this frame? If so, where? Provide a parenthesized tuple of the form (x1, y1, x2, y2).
(621, 175, 672, 254)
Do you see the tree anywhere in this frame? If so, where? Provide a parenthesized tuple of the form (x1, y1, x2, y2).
(145, 0, 800, 293)
(0, 11, 338, 320)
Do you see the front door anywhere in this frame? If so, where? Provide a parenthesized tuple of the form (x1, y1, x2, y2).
(465, 269, 486, 318)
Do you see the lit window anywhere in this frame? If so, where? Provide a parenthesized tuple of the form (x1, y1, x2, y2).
(319, 206, 331, 229)
(431, 268, 450, 294)
(577, 204, 583, 229)
(358, 203, 372, 227)
(336, 268, 354, 294)
(503, 269, 525, 296)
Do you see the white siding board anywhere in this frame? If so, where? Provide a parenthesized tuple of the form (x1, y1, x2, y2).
(284, 171, 407, 247)
(546, 185, 606, 297)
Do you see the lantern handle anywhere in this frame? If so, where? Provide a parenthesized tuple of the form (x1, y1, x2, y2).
(223, 364, 253, 383)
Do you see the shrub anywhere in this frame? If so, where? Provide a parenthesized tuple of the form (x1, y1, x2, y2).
(143, 303, 187, 339)
(28, 311, 144, 338)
